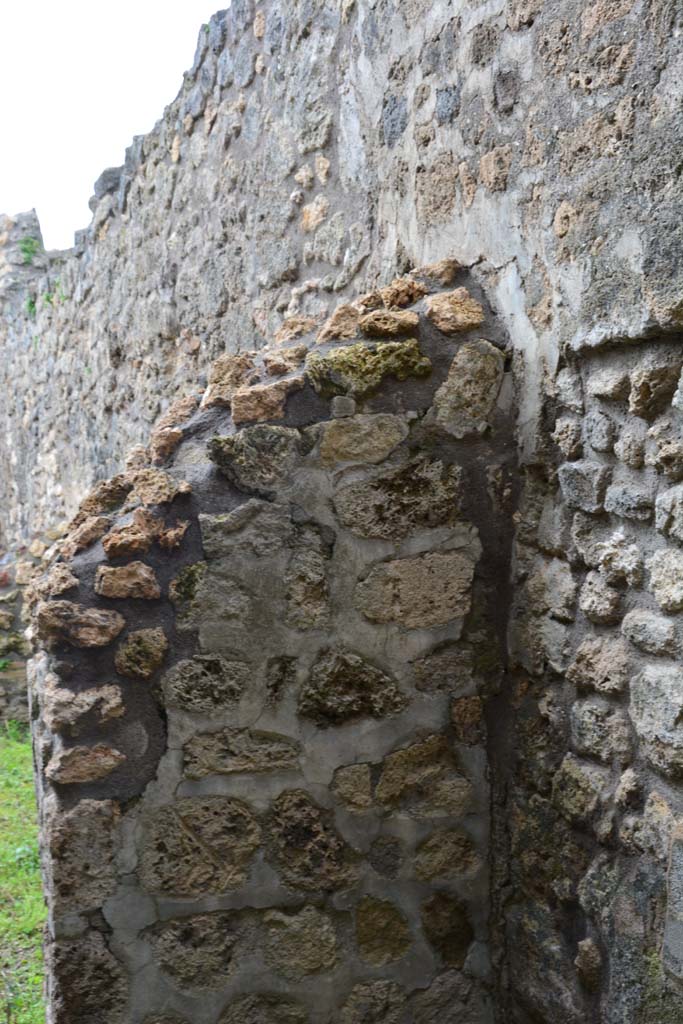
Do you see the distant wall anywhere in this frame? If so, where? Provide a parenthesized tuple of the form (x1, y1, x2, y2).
(4, 0, 683, 1020)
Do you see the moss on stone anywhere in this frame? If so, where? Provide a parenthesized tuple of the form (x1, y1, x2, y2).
(306, 338, 431, 398)
(169, 562, 207, 605)
(636, 950, 683, 1023)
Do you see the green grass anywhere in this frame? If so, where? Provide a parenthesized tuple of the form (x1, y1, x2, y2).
(18, 239, 40, 266)
(0, 721, 45, 1023)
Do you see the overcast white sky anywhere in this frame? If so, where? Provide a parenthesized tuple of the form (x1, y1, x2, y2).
(0, 1, 224, 250)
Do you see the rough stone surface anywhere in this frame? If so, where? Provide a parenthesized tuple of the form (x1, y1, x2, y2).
(430, 340, 504, 438)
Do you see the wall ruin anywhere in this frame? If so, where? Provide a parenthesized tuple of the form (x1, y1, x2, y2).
(2, 0, 683, 1020)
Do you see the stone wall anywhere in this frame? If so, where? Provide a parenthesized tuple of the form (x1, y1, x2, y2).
(2, 0, 683, 1020)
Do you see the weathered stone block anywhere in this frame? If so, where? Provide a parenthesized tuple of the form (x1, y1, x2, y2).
(655, 484, 683, 544)
(298, 648, 407, 726)
(36, 600, 125, 648)
(95, 561, 161, 599)
(424, 288, 485, 333)
(264, 906, 338, 979)
(570, 698, 632, 765)
(621, 609, 678, 656)
(146, 912, 247, 989)
(162, 654, 249, 712)
(375, 734, 472, 817)
(604, 483, 653, 521)
(430, 339, 504, 438)
(318, 413, 408, 465)
(208, 424, 304, 495)
(552, 754, 607, 825)
(414, 828, 480, 880)
(45, 744, 126, 784)
(114, 627, 168, 679)
(267, 789, 357, 891)
(218, 995, 308, 1024)
(183, 728, 300, 778)
(306, 339, 431, 398)
(421, 892, 473, 968)
(355, 547, 477, 629)
(47, 799, 119, 912)
(557, 461, 611, 513)
(579, 571, 622, 624)
(648, 548, 683, 611)
(356, 896, 411, 966)
(567, 636, 629, 695)
(630, 665, 683, 777)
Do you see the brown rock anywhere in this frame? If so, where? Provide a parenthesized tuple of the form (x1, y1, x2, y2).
(575, 937, 602, 991)
(264, 905, 338, 979)
(36, 600, 125, 648)
(301, 194, 329, 232)
(421, 892, 473, 967)
(154, 393, 199, 431)
(25, 563, 78, 611)
(298, 647, 408, 726)
(46, 931, 128, 1024)
(355, 897, 411, 966)
(629, 363, 680, 420)
(274, 316, 319, 345)
(183, 728, 300, 779)
(42, 674, 124, 736)
(379, 276, 429, 309)
(162, 654, 249, 711)
(70, 474, 132, 529)
(201, 352, 257, 408)
(95, 562, 161, 600)
(47, 800, 120, 912)
(451, 696, 486, 745)
(102, 508, 163, 559)
(414, 828, 480, 880)
(140, 796, 261, 896)
(158, 519, 189, 550)
(340, 982, 406, 1024)
(319, 413, 408, 465)
(354, 548, 477, 629)
(332, 763, 373, 811)
(359, 309, 420, 337)
(45, 744, 126, 783)
(425, 288, 485, 333)
(479, 144, 513, 190)
(317, 304, 361, 343)
(115, 627, 168, 679)
(411, 258, 461, 286)
(430, 339, 504, 437)
(61, 515, 111, 559)
(231, 376, 305, 424)
(146, 912, 247, 990)
(128, 468, 191, 505)
(149, 426, 183, 464)
(567, 636, 629, 694)
(263, 345, 308, 376)
(375, 734, 473, 817)
(267, 789, 358, 891)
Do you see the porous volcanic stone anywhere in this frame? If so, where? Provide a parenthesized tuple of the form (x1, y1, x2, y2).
(414, 829, 480, 880)
(183, 728, 300, 778)
(94, 561, 161, 600)
(430, 339, 504, 437)
(298, 648, 407, 726)
(318, 413, 408, 465)
(115, 627, 168, 679)
(354, 549, 476, 628)
(267, 789, 358, 891)
(421, 892, 473, 967)
(45, 744, 126, 784)
(263, 905, 338, 979)
(355, 896, 411, 966)
(36, 600, 125, 648)
(424, 288, 484, 333)
(146, 912, 247, 989)
(162, 655, 249, 711)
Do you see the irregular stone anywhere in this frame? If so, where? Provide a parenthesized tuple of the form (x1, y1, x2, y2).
(339, 981, 405, 1024)
(379, 276, 428, 309)
(154, 393, 200, 431)
(421, 892, 473, 968)
(375, 734, 472, 817)
(25, 563, 78, 609)
(47, 799, 120, 912)
(584, 410, 615, 452)
(552, 417, 583, 459)
(201, 352, 257, 408)
(218, 995, 308, 1024)
(655, 483, 683, 544)
(263, 345, 308, 376)
(115, 627, 168, 679)
(621, 609, 677, 656)
(629, 363, 681, 420)
(128, 468, 191, 506)
(555, 368, 584, 412)
(263, 905, 337, 979)
(301, 194, 329, 232)
(306, 339, 431, 398)
(284, 527, 330, 629)
(70, 475, 132, 529)
(579, 571, 622, 624)
(208, 425, 304, 495)
(36, 601, 125, 648)
(430, 339, 504, 438)
(630, 665, 683, 777)
(318, 413, 408, 465)
(557, 461, 611, 513)
(575, 938, 602, 992)
(425, 288, 484, 333)
(46, 931, 128, 1024)
(162, 655, 249, 712)
(149, 426, 183, 464)
(570, 698, 632, 765)
(298, 648, 407, 726)
(45, 744, 126, 784)
(267, 789, 357, 891)
(614, 426, 645, 468)
(412, 644, 476, 695)
(586, 367, 629, 401)
(552, 754, 607, 825)
(525, 556, 577, 622)
(231, 376, 305, 424)
(94, 561, 161, 600)
(411, 258, 460, 287)
(356, 897, 411, 966)
(332, 763, 373, 811)
(368, 837, 403, 879)
(604, 482, 654, 521)
(414, 828, 480, 880)
(183, 728, 300, 778)
(61, 515, 111, 559)
(355, 548, 477, 629)
(334, 457, 462, 540)
(146, 912, 246, 989)
(566, 636, 629, 695)
(595, 532, 643, 586)
(42, 675, 124, 736)
(317, 304, 361, 343)
(275, 317, 318, 346)
(479, 144, 513, 190)
(650, 436, 683, 482)
(359, 309, 419, 337)
(140, 796, 261, 896)
(451, 696, 486, 745)
(101, 508, 164, 559)
(648, 548, 683, 611)
(620, 791, 675, 862)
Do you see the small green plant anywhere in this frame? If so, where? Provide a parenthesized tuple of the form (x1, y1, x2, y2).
(24, 297, 36, 318)
(18, 238, 40, 265)
(0, 659, 11, 673)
